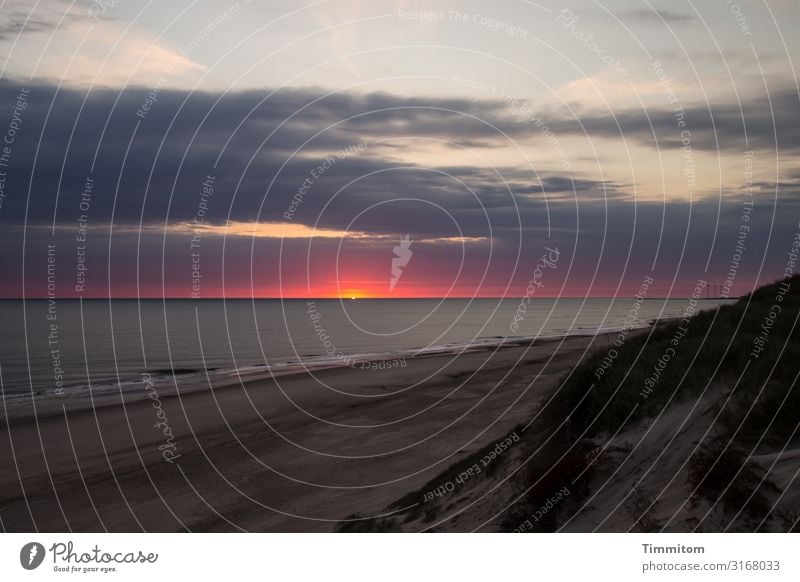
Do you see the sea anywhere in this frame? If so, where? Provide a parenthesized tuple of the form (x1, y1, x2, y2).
(0, 297, 733, 416)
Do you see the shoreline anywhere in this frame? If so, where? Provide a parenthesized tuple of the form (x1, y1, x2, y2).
(1, 328, 634, 427)
(0, 330, 617, 531)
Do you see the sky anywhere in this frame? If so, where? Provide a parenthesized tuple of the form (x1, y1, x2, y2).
(0, 0, 798, 298)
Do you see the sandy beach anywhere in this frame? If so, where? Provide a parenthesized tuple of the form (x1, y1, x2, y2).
(0, 333, 606, 532)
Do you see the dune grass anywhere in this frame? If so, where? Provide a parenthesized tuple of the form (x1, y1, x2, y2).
(551, 275, 800, 448)
(510, 275, 800, 530)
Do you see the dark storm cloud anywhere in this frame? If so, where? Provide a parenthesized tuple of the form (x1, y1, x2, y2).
(0, 77, 796, 239)
(0, 77, 623, 237)
(0, 76, 798, 298)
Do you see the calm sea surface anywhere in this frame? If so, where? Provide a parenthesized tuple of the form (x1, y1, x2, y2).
(0, 298, 732, 407)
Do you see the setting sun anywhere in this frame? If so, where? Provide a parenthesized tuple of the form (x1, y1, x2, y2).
(342, 290, 368, 300)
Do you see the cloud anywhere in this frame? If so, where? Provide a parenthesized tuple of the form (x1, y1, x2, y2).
(0, 76, 795, 252)
(0, 78, 798, 298)
(0, 78, 628, 236)
(62, 22, 206, 86)
(551, 87, 800, 153)
(167, 220, 487, 243)
(8, 189, 798, 298)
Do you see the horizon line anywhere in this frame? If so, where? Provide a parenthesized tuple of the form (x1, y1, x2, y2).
(0, 296, 736, 301)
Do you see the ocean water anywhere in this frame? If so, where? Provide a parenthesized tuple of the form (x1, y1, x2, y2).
(0, 297, 732, 410)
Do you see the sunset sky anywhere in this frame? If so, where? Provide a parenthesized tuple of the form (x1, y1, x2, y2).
(1, 0, 799, 298)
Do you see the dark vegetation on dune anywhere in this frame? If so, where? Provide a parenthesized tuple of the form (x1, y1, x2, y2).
(506, 274, 800, 531)
(337, 276, 800, 532)
(551, 275, 800, 443)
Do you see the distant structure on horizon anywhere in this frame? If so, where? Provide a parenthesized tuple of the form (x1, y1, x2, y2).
(705, 283, 726, 299)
